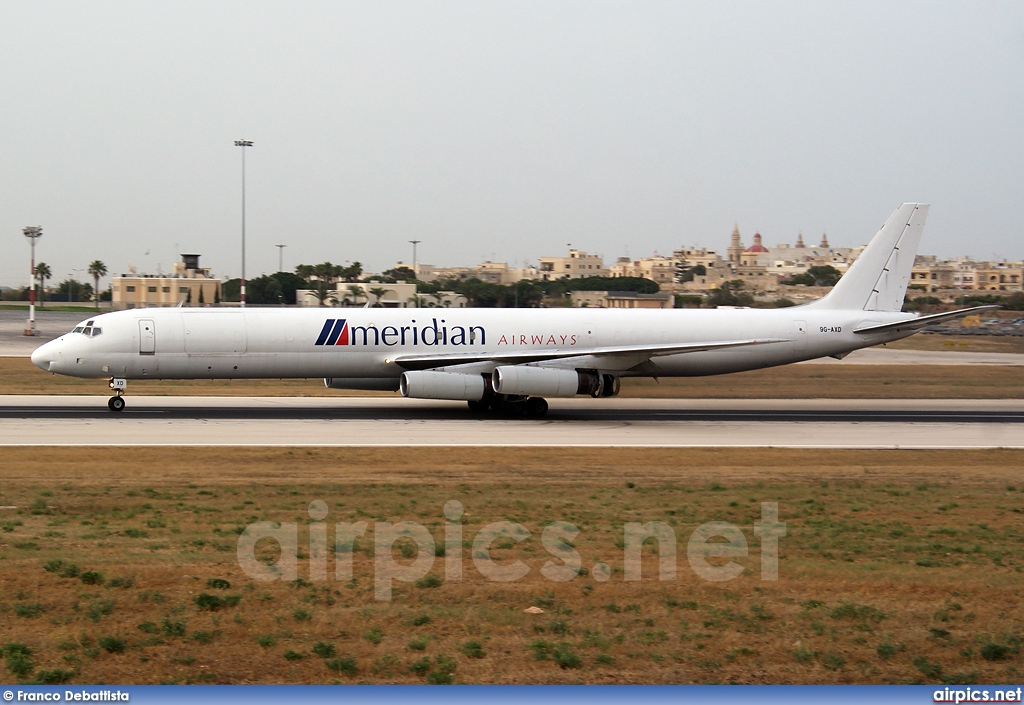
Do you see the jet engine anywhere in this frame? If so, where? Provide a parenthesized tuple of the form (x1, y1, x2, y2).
(399, 371, 486, 401)
(492, 366, 582, 397)
(492, 366, 620, 398)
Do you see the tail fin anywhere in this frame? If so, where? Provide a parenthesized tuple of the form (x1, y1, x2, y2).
(809, 203, 928, 312)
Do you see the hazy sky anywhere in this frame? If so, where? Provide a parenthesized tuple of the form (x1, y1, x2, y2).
(2, 1, 1022, 288)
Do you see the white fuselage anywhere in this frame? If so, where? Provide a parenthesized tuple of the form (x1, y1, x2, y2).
(30, 305, 914, 383)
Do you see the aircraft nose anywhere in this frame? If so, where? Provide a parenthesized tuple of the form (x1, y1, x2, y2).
(31, 341, 55, 371)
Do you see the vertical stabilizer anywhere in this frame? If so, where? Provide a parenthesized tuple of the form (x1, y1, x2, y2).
(809, 203, 928, 312)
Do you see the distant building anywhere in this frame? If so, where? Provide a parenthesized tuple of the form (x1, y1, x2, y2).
(539, 249, 607, 280)
(412, 261, 538, 285)
(608, 255, 675, 284)
(570, 290, 673, 309)
(111, 254, 222, 309)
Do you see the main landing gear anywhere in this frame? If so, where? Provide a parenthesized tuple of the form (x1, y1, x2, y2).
(107, 378, 127, 412)
(467, 396, 549, 418)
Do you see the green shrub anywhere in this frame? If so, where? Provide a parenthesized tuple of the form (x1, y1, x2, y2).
(4, 644, 34, 679)
(409, 636, 429, 651)
(460, 641, 485, 659)
(283, 650, 304, 661)
(411, 613, 431, 626)
(821, 652, 845, 671)
(137, 622, 159, 634)
(913, 656, 943, 679)
(312, 642, 336, 659)
(123, 528, 147, 538)
(554, 644, 582, 669)
(80, 571, 104, 585)
(190, 631, 214, 644)
(364, 626, 383, 644)
(792, 647, 817, 663)
(29, 669, 73, 684)
(409, 657, 431, 675)
(596, 654, 615, 665)
(257, 635, 276, 648)
(830, 603, 885, 623)
(415, 575, 442, 589)
(980, 643, 1012, 661)
(293, 608, 312, 622)
(206, 578, 231, 590)
(428, 654, 457, 684)
(161, 619, 186, 637)
(86, 600, 115, 622)
(325, 656, 358, 676)
(98, 637, 126, 654)
(14, 603, 45, 618)
(107, 577, 134, 589)
(194, 593, 241, 611)
(876, 642, 900, 659)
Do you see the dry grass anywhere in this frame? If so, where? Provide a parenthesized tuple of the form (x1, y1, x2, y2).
(4, 357, 1024, 398)
(1, 447, 1022, 684)
(887, 334, 1024, 355)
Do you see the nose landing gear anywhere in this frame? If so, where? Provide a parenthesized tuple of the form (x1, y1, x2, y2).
(107, 378, 127, 412)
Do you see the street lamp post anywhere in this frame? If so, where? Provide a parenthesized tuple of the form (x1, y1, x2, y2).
(409, 240, 421, 276)
(235, 139, 254, 307)
(275, 244, 286, 273)
(23, 226, 42, 336)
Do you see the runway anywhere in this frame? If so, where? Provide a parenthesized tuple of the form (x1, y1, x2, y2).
(2, 395, 1022, 448)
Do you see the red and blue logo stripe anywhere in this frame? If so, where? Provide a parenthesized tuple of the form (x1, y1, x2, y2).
(315, 319, 349, 346)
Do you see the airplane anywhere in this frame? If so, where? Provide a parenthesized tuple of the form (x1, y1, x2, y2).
(30, 203, 995, 415)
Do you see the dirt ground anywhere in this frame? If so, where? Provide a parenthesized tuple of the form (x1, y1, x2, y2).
(1, 447, 1021, 684)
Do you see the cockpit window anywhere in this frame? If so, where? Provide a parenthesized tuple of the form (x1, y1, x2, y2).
(71, 325, 102, 337)
(72, 326, 84, 333)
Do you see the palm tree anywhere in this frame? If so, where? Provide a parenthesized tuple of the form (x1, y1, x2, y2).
(34, 262, 52, 307)
(88, 260, 107, 310)
(311, 262, 340, 306)
(368, 286, 389, 307)
(345, 285, 365, 307)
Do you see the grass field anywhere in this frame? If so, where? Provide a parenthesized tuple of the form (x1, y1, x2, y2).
(3, 356, 1024, 398)
(1, 447, 1022, 685)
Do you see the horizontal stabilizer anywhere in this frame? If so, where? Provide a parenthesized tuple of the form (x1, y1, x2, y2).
(394, 338, 790, 370)
(853, 305, 1000, 335)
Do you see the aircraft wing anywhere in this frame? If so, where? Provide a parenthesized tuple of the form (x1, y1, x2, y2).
(393, 338, 789, 371)
(853, 305, 1001, 335)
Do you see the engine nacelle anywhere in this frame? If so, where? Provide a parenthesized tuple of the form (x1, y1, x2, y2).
(324, 377, 400, 391)
(492, 366, 583, 398)
(399, 371, 486, 401)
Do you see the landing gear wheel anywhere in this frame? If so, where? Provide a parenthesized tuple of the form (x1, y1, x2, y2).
(525, 397, 549, 418)
(467, 399, 488, 413)
(108, 396, 126, 412)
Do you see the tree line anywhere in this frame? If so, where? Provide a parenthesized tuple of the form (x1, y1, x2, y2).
(1, 260, 109, 309)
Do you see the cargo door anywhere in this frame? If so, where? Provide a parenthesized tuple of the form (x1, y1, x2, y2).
(139, 319, 156, 355)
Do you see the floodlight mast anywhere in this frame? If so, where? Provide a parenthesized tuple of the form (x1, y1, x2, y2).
(23, 226, 42, 336)
(235, 139, 254, 307)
